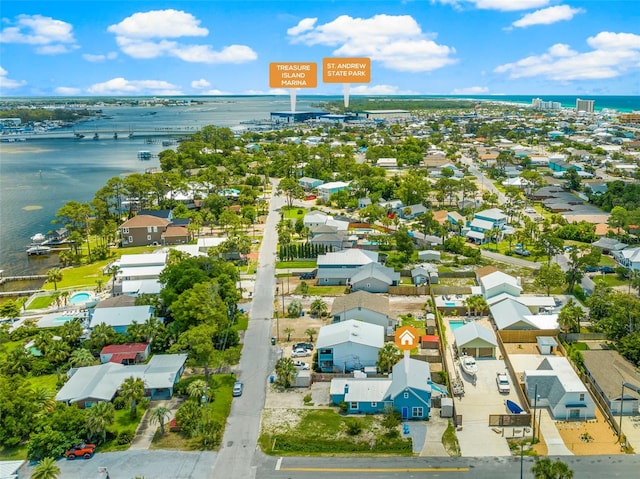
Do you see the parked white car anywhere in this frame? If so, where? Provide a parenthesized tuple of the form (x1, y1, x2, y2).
(291, 348, 311, 358)
(496, 372, 510, 394)
(293, 360, 310, 370)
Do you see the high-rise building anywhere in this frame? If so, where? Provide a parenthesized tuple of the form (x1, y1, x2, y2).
(576, 98, 595, 113)
(532, 98, 561, 110)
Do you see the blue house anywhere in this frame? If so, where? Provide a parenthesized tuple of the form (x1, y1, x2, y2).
(330, 358, 433, 420)
(465, 208, 507, 244)
(89, 305, 156, 334)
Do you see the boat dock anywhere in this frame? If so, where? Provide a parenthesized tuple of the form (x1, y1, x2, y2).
(0, 274, 47, 286)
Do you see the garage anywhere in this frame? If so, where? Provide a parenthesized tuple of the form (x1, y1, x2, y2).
(453, 322, 498, 359)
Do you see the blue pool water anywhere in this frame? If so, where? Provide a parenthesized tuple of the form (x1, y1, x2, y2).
(444, 302, 457, 307)
(69, 292, 91, 304)
(449, 320, 466, 331)
(53, 316, 75, 323)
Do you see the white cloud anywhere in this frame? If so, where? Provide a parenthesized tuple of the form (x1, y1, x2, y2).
(451, 86, 489, 94)
(203, 88, 232, 95)
(350, 84, 417, 95)
(86, 77, 182, 95)
(107, 10, 208, 38)
(55, 86, 81, 95)
(82, 52, 118, 62)
(0, 66, 26, 90)
(0, 14, 77, 54)
(287, 18, 317, 36)
(432, 0, 550, 11)
(288, 14, 456, 72)
(511, 5, 584, 28)
(191, 79, 211, 89)
(494, 31, 640, 80)
(108, 10, 257, 64)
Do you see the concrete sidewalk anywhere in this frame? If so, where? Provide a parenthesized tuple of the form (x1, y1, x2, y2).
(129, 398, 182, 450)
(538, 408, 573, 455)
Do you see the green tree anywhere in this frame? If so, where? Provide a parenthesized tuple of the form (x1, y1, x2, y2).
(287, 299, 303, 318)
(275, 357, 298, 389)
(276, 177, 305, 208)
(304, 328, 317, 342)
(531, 457, 574, 479)
(173, 324, 218, 382)
(377, 343, 401, 373)
(557, 298, 585, 340)
(86, 401, 115, 444)
(46, 268, 63, 292)
(394, 226, 415, 260)
(534, 263, 566, 296)
(175, 400, 202, 438)
(150, 406, 171, 436)
(0, 299, 21, 319)
(283, 327, 294, 342)
(187, 379, 208, 401)
(119, 376, 145, 417)
(31, 457, 61, 479)
(309, 298, 328, 318)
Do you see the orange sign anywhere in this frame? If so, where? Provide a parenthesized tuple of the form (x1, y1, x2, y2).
(323, 57, 371, 83)
(269, 62, 317, 88)
(395, 326, 419, 350)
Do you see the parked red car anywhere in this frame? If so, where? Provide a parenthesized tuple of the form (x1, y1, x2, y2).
(65, 443, 96, 460)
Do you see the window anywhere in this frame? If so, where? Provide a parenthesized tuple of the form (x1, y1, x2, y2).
(128, 236, 133, 243)
(122, 227, 129, 234)
(403, 392, 409, 399)
(579, 393, 585, 401)
(147, 235, 152, 241)
(350, 402, 357, 409)
(153, 226, 158, 232)
(412, 407, 423, 417)
(371, 402, 377, 407)
(147, 226, 152, 233)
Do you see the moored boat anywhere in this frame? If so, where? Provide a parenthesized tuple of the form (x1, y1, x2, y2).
(27, 244, 52, 255)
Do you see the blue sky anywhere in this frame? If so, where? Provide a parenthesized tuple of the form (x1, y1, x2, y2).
(1, 0, 638, 97)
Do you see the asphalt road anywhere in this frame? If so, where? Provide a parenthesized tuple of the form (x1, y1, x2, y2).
(211, 180, 284, 478)
(255, 454, 640, 478)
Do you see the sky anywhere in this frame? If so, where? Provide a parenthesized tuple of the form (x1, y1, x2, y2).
(1, 0, 639, 97)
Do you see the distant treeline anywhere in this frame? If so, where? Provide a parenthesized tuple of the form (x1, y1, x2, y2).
(0, 108, 97, 123)
(319, 97, 478, 112)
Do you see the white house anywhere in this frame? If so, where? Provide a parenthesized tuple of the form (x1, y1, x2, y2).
(524, 356, 595, 421)
(489, 297, 559, 331)
(111, 252, 167, 296)
(613, 247, 640, 271)
(453, 321, 498, 358)
(480, 271, 522, 299)
(317, 181, 350, 200)
(316, 320, 384, 373)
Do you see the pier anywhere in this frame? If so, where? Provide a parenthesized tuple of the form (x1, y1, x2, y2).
(0, 274, 47, 286)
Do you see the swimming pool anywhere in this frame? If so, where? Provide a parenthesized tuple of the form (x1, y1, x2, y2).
(53, 316, 75, 323)
(448, 320, 467, 331)
(69, 292, 92, 304)
(444, 302, 457, 307)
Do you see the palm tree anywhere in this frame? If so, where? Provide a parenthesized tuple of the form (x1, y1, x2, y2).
(304, 328, 317, 343)
(119, 376, 145, 417)
(557, 298, 585, 340)
(86, 400, 115, 444)
(31, 457, 60, 479)
(69, 348, 96, 368)
(309, 299, 328, 318)
(531, 457, 574, 479)
(33, 387, 56, 416)
(274, 357, 298, 389)
(283, 327, 294, 342)
(187, 379, 208, 402)
(150, 406, 171, 435)
(46, 268, 63, 291)
(377, 343, 401, 373)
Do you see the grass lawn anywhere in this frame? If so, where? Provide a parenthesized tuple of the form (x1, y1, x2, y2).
(99, 404, 149, 452)
(0, 340, 24, 363)
(276, 260, 318, 269)
(0, 445, 28, 461)
(259, 409, 413, 455)
(26, 373, 58, 393)
(591, 275, 628, 288)
(42, 262, 111, 291)
(26, 295, 56, 310)
(281, 206, 307, 220)
(305, 285, 347, 296)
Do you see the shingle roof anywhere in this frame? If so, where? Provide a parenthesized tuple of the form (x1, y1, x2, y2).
(120, 215, 170, 228)
(330, 291, 390, 317)
(582, 350, 640, 399)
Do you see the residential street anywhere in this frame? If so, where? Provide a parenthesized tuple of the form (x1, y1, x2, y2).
(211, 180, 284, 478)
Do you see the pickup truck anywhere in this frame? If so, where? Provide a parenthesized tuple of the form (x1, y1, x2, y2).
(496, 372, 510, 394)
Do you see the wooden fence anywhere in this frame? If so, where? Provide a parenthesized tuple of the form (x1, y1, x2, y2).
(498, 329, 560, 344)
(388, 285, 429, 296)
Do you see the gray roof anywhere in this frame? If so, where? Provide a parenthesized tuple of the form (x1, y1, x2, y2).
(90, 305, 154, 329)
(453, 321, 498, 347)
(330, 290, 390, 317)
(349, 262, 399, 285)
(316, 319, 384, 349)
(55, 353, 187, 404)
(582, 350, 640, 400)
(386, 358, 432, 402)
(317, 249, 378, 267)
(592, 237, 627, 251)
(489, 298, 534, 329)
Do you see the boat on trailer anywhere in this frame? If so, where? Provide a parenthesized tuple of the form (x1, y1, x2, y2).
(506, 400, 525, 414)
(459, 354, 478, 376)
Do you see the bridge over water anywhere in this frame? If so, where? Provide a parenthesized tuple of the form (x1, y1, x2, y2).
(2, 127, 199, 141)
